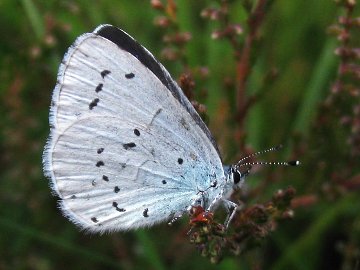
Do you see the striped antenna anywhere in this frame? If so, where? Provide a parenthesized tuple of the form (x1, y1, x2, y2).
(235, 145, 300, 170)
(237, 160, 300, 168)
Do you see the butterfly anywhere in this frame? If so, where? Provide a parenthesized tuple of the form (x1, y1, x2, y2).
(43, 24, 298, 233)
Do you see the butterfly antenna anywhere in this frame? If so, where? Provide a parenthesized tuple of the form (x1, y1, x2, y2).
(236, 144, 283, 167)
(235, 145, 300, 169)
(237, 160, 300, 168)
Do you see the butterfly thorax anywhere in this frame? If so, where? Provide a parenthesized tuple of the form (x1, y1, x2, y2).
(221, 165, 247, 198)
(191, 165, 244, 212)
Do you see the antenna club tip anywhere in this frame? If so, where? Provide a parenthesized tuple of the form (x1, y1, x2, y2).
(288, 160, 300, 166)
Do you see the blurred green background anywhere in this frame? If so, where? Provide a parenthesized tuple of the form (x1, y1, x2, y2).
(1, 0, 360, 269)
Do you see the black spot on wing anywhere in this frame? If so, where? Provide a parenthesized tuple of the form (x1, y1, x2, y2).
(162, 180, 167, 184)
(97, 148, 104, 154)
(96, 161, 104, 167)
(95, 83, 103, 93)
(102, 175, 109, 181)
(143, 208, 149, 217)
(123, 142, 136, 150)
(112, 202, 126, 212)
(89, 98, 99, 110)
(91, 217, 98, 223)
(178, 158, 183, 165)
(101, 70, 111, 78)
(134, 129, 140, 136)
(114, 186, 120, 193)
(125, 72, 135, 79)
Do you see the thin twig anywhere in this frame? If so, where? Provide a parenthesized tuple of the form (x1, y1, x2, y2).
(236, 0, 269, 125)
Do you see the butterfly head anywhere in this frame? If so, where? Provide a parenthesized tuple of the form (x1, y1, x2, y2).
(226, 145, 300, 191)
(227, 165, 249, 190)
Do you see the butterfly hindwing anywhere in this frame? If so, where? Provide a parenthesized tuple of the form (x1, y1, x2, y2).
(52, 116, 199, 231)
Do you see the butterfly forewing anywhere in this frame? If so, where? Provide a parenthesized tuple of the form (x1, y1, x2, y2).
(44, 25, 224, 232)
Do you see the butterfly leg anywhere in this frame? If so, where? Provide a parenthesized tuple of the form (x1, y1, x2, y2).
(222, 199, 241, 228)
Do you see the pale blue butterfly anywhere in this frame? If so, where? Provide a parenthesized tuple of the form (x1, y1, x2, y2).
(43, 25, 298, 233)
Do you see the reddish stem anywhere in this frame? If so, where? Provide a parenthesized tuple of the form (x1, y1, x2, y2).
(236, 0, 268, 125)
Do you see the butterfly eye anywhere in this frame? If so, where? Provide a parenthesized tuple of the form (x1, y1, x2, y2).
(232, 169, 241, 184)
